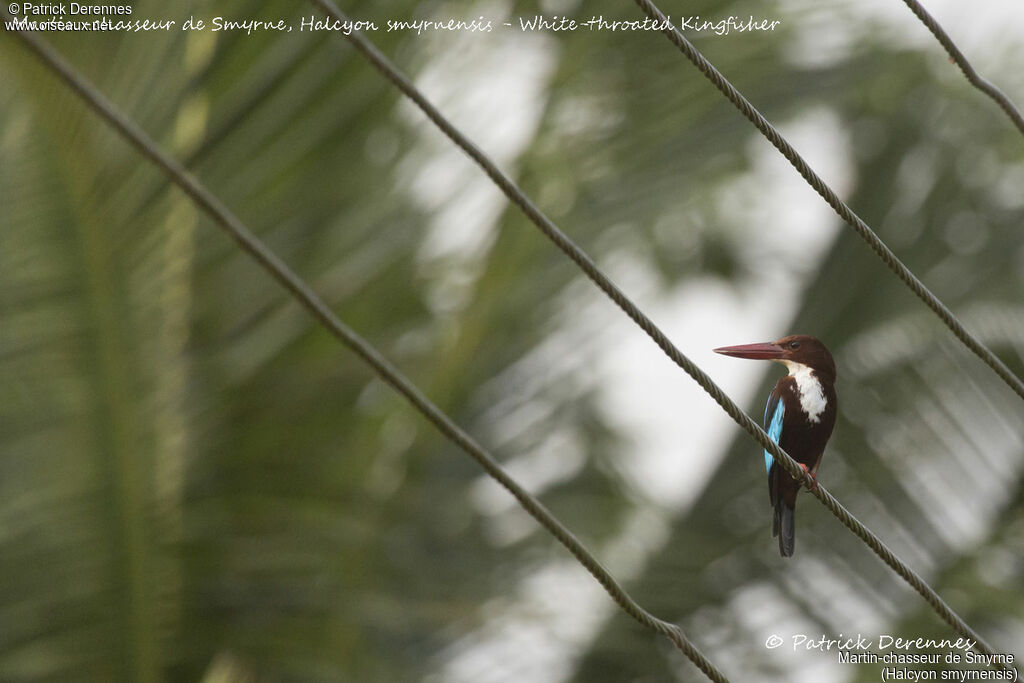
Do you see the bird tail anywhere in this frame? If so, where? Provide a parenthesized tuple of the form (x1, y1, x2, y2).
(773, 500, 795, 558)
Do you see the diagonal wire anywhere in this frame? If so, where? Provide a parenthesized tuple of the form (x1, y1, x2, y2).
(4, 25, 729, 683)
(897, 0, 1024, 137)
(305, 1, 1017, 671)
(629, 0, 1024, 404)
(11, 9, 1016, 678)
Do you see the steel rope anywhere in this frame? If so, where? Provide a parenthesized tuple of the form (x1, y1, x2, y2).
(306, 1, 1016, 671)
(6, 24, 729, 683)
(898, 0, 1024, 136)
(630, 0, 1024, 403)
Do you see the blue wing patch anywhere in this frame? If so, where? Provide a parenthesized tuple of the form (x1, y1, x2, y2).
(764, 395, 784, 474)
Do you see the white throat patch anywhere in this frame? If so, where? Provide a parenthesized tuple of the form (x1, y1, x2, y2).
(781, 361, 827, 423)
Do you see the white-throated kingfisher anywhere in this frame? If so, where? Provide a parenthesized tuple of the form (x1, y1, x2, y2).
(714, 335, 837, 557)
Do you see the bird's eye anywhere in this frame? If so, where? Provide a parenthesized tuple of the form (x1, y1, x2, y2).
(789, 341, 801, 350)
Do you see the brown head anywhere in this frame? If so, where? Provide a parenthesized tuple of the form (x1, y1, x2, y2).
(713, 334, 836, 382)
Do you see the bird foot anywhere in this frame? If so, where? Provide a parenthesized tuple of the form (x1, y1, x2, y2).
(798, 463, 818, 491)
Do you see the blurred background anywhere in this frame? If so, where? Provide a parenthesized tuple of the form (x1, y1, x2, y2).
(2, 0, 1024, 680)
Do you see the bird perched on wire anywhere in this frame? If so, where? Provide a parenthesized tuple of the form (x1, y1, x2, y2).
(714, 335, 837, 557)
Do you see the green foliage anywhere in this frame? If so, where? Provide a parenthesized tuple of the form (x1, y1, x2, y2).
(1, 0, 1022, 680)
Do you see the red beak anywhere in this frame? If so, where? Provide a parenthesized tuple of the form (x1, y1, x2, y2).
(713, 342, 786, 360)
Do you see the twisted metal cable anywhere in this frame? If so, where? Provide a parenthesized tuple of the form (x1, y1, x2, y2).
(307, 1, 1015, 670)
(898, 0, 1024, 136)
(5, 25, 728, 683)
(729, 403, 1013, 671)
(630, 0, 1024, 404)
